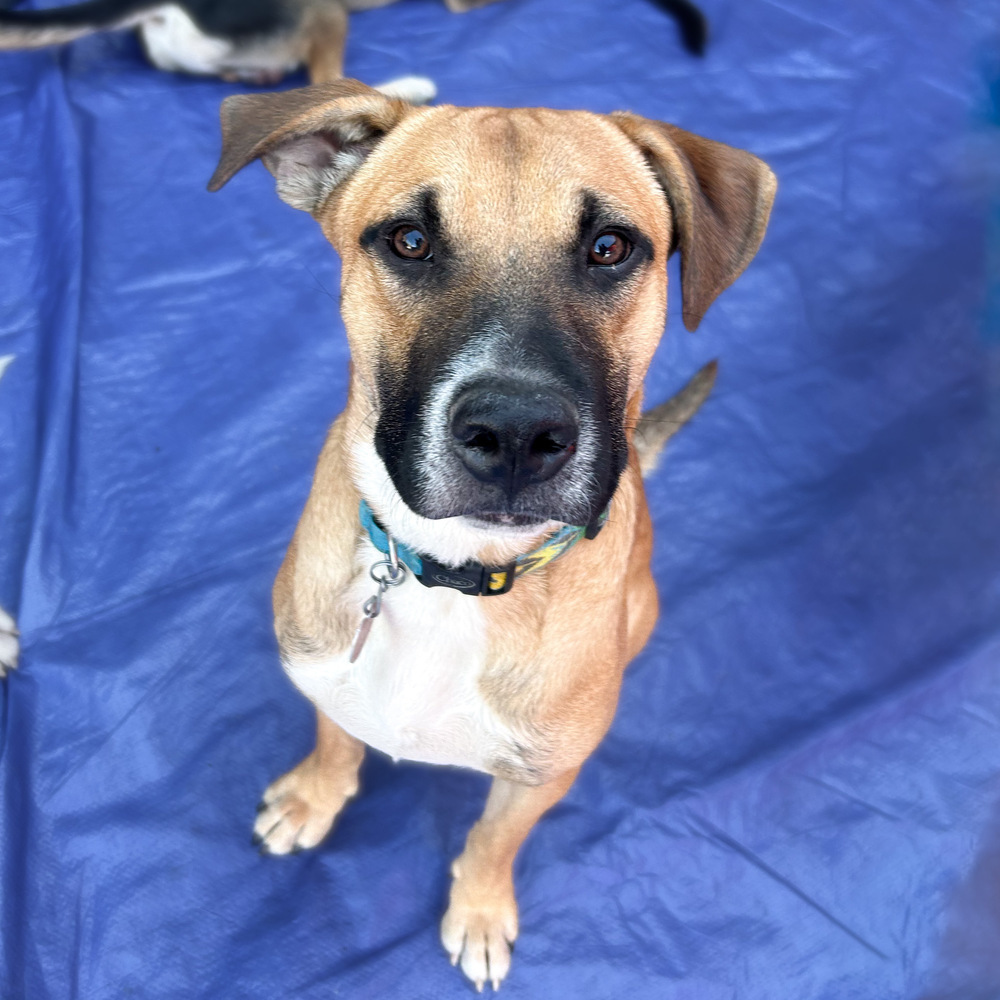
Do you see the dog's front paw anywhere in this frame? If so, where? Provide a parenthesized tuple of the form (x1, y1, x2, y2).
(441, 865, 518, 992)
(252, 763, 357, 855)
(0, 606, 19, 678)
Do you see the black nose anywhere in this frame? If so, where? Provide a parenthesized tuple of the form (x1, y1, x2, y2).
(449, 382, 579, 493)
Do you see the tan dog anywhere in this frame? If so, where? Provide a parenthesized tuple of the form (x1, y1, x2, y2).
(208, 80, 775, 990)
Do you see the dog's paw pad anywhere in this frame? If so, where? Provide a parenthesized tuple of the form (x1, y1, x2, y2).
(0, 606, 19, 678)
(252, 771, 354, 855)
(441, 892, 517, 990)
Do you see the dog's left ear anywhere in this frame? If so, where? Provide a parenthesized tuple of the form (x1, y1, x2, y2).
(612, 113, 777, 331)
(207, 80, 416, 214)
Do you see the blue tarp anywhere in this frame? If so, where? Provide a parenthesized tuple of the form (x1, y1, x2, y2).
(2, 0, 999, 996)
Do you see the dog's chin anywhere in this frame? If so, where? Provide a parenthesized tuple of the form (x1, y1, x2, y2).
(414, 497, 603, 528)
(401, 484, 614, 529)
(464, 512, 551, 530)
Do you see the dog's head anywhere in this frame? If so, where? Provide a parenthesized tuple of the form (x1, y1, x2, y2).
(210, 81, 775, 532)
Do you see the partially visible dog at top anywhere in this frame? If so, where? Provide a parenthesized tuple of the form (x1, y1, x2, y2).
(0, 0, 708, 86)
(207, 79, 774, 989)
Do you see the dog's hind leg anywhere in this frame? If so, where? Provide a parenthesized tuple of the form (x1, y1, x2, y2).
(303, 1, 348, 83)
(441, 768, 580, 990)
(253, 709, 365, 854)
(303, 0, 438, 96)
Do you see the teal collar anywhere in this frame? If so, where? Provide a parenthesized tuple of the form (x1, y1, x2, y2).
(358, 500, 607, 596)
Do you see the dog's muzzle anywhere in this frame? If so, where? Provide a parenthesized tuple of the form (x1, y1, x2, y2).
(374, 319, 628, 526)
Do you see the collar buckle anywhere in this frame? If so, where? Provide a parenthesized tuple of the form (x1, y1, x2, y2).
(417, 556, 517, 596)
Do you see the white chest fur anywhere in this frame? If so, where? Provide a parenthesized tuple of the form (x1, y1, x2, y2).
(284, 542, 520, 774)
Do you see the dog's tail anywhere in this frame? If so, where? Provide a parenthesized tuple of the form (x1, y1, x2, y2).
(634, 360, 717, 477)
(0, 0, 157, 50)
(646, 0, 708, 56)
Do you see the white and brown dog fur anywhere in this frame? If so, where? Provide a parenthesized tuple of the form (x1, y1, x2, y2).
(206, 79, 775, 990)
(0, 0, 473, 85)
(0, 0, 707, 85)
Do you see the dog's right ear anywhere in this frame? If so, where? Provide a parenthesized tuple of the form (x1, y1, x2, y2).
(207, 80, 415, 214)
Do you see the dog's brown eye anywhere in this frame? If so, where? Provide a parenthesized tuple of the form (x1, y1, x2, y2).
(391, 226, 431, 260)
(589, 231, 631, 266)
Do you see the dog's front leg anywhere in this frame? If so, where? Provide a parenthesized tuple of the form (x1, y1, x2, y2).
(253, 709, 364, 854)
(441, 767, 579, 989)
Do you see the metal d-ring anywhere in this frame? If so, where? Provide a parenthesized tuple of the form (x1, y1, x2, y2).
(369, 530, 407, 589)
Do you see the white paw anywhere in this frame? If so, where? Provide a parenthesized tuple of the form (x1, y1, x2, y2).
(375, 74, 437, 105)
(0, 605, 19, 678)
(252, 766, 356, 855)
(441, 873, 518, 991)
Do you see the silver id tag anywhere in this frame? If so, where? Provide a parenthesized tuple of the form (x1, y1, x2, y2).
(348, 596, 380, 664)
(348, 536, 407, 664)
